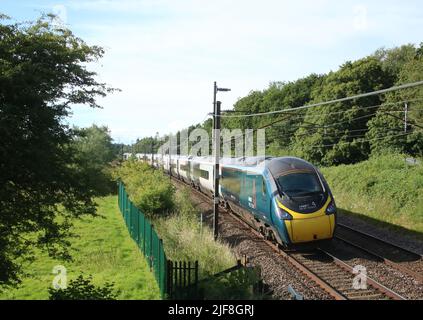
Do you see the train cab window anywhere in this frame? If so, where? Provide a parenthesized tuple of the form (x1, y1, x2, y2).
(276, 171, 323, 197)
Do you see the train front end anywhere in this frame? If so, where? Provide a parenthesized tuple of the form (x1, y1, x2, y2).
(268, 157, 336, 245)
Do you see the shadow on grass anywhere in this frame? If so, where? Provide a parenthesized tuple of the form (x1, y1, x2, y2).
(338, 208, 423, 242)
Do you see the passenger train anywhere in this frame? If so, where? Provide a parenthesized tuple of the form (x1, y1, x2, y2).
(136, 153, 337, 247)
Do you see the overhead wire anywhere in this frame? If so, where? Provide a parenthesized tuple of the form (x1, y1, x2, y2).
(216, 80, 423, 118)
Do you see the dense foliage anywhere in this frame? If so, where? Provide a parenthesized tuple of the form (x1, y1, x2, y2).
(49, 275, 117, 300)
(0, 14, 114, 286)
(73, 125, 117, 195)
(321, 154, 423, 233)
(112, 161, 175, 216)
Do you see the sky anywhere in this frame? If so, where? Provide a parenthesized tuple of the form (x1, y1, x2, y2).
(1, 0, 423, 143)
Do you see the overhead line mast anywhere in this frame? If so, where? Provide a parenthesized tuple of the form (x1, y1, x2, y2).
(213, 82, 230, 241)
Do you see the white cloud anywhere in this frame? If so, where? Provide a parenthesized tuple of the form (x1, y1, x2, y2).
(353, 4, 368, 31)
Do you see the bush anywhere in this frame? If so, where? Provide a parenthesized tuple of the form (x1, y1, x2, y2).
(200, 267, 263, 300)
(49, 275, 117, 300)
(112, 160, 175, 216)
(154, 188, 236, 277)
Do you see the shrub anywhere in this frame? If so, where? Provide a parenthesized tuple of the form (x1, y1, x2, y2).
(154, 188, 236, 278)
(49, 275, 117, 300)
(200, 267, 263, 300)
(112, 160, 175, 216)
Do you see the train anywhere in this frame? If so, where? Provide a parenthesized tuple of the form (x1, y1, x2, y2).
(135, 153, 337, 247)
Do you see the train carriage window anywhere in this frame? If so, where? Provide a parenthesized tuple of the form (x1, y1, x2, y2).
(180, 163, 190, 172)
(200, 169, 209, 180)
(193, 167, 209, 180)
(221, 168, 241, 196)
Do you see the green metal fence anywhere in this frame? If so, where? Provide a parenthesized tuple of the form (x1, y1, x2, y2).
(118, 181, 167, 297)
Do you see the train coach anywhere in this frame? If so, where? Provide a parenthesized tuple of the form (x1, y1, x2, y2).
(138, 154, 337, 247)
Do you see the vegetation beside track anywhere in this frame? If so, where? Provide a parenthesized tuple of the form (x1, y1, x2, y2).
(0, 196, 161, 300)
(321, 154, 423, 234)
(113, 160, 236, 276)
(154, 188, 236, 277)
(114, 161, 262, 299)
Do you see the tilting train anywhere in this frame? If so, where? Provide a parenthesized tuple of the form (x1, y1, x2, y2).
(137, 153, 337, 247)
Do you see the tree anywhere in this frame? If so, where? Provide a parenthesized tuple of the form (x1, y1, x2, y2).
(292, 57, 391, 165)
(73, 125, 117, 195)
(373, 44, 417, 83)
(368, 44, 423, 156)
(0, 14, 115, 286)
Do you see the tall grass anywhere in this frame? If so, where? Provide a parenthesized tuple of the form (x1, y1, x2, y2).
(154, 188, 236, 278)
(113, 161, 236, 277)
(321, 154, 423, 233)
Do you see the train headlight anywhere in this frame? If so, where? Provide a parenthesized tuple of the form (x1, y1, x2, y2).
(278, 207, 293, 220)
(325, 200, 337, 215)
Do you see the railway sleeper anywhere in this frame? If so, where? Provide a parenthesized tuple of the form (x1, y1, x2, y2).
(315, 272, 350, 279)
(336, 288, 376, 294)
(347, 293, 386, 300)
(326, 279, 355, 285)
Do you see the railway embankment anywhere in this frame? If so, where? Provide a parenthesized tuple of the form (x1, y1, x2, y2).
(321, 154, 423, 251)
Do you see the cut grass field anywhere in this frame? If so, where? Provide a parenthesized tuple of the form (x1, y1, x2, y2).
(0, 196, 161, 300)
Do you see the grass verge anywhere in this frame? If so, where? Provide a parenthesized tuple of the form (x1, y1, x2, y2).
(321, 154, 423, 234)
(0, 196, 161, 300)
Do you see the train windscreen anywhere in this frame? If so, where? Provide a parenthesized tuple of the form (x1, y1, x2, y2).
(276, 171, 323, 198)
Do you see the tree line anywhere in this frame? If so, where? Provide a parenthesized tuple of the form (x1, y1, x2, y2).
(134, 44, 423, 166)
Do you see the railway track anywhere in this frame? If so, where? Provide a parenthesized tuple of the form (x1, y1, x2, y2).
(226, 208, 405, 300)
(334, 223, 423, 283)
(171, 177, 409, 300)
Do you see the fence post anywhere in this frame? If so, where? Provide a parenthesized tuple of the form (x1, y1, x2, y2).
(166, 260, 173, 298)
(179, 261, 182, 290)
(188, 261, 191, 286)
(158, 239, 163, 296)
(195, 261, 199, 291)
(143, 215, 146, 255)
(150, 224, 154, 270)
(183, 261, 186, 288)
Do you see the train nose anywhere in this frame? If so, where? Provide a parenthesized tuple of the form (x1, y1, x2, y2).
(287, 215, 334, 243)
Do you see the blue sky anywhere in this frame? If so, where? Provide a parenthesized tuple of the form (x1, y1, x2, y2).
(1, 0, 423, 143)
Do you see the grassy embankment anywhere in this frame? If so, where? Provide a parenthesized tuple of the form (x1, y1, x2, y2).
(153, 188, 236, 277)
(321, 154, 423, 235)
(114, 161, 237, 278)
(115, 161, 261, 299)
(0, 196, 161, 300)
